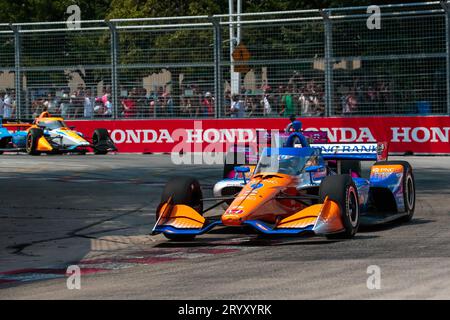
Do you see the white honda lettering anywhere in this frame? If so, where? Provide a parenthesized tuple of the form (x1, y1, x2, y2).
(391, 127, 412, 143)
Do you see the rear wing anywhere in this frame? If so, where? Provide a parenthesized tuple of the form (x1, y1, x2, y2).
(309, 142, 389, 161)
(0, 117, 33, 131)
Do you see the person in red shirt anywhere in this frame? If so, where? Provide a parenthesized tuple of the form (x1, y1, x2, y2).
(202, 92, 214, 117)
(121, 92, 137, 118)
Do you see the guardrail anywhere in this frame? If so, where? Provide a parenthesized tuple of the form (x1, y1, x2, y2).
(66, 115, 450, 154)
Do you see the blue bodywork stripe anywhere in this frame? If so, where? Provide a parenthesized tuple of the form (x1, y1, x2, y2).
(322, 154, 378, 161)
(153, 220, 222, 235)
(243, 220, 314, 234)
(153, 219, 315, 236)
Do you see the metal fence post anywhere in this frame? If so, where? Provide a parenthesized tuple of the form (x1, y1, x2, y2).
(210, 16, 223, 118)
(321, 10, 333, 117)
(441, 1, 450, 116)
(107, 21, 119, 119)
(10, 24, 21, 120)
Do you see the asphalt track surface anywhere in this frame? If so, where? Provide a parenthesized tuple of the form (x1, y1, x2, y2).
(0, 154, 449, 299)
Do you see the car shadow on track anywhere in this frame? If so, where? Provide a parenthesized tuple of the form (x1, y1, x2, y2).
(153, 233, 379, 248)
(358, 218, 434, 233)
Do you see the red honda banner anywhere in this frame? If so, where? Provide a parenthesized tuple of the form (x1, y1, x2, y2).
(66, 116, 450, 154)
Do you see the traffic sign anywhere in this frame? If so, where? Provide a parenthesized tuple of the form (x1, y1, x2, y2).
(232, 43, 251, 62)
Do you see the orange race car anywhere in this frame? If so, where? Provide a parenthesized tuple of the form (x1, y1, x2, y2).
(152, 133, 415, 241)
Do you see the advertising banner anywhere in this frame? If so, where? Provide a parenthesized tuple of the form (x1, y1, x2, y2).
(66, 116, 450, 154)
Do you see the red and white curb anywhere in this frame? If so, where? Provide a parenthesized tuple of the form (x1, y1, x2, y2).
(0, 245, 247, 286)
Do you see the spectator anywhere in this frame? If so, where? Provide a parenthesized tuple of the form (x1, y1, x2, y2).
(122, 92, 137, 118)
(60, 92, 71, 118)
(83, 89, 94, 118)
(230, 94, 244, 118)
(274, 86, 284, 115)
(262, 93, 271, 116)
(378, 81, 391, 113)
(164, 91, 174, 117)
(43, 93, 59, 115)
(3, 92, 13, 119)
(244, 90, 257, 117)
(181, 97, 191, 117)
(147, 89, 158, 118)
(279, 87, 294, 117)
(93, 97, 104, 116)
(190, 85, 201, 118)
(135, 87, 148, 118)
(101, 87, 111, 106)
(70, 89, 84, 118)
(0, 91, 4, 117)
(342, 89, 358, 115)
(223, 90, 232, 117)
(202, 92, 214, 117)
(366, 85, 377, 112)
(103, 94, 113, 116)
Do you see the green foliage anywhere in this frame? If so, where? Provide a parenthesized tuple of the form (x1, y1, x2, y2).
(0, 0, 424, 91)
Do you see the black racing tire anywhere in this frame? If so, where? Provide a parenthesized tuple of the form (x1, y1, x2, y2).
(374, 160, 415, 222)
(319, 174, 360, 239)
(26, 128, 44, 156)
(223, 151, 246, 179)
(0, 138, 6, 155)
(341, 160, 362, 177)
(159, 176, 203, 241)
(93, 128, 110, 155)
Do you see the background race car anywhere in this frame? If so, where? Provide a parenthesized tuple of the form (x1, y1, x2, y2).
(0, 112, 117, 155)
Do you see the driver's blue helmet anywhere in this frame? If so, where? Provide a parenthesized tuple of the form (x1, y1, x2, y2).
(291, 120, 302, 132)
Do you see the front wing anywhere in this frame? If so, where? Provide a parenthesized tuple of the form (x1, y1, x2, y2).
(152, 197, 345, 237)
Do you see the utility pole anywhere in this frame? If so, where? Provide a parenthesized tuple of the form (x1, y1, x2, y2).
(229, 0, 242, 95)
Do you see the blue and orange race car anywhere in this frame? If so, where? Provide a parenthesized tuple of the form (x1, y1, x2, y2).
(152, 131, 415, 241)
(0, 112, 117, 155)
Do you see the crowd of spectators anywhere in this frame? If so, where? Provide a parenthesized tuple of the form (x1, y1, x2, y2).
(223, 72, 326, 118)
(337, 77, 394, 115)
(29, 85, 177, 119)
(23, 74, 400, 119)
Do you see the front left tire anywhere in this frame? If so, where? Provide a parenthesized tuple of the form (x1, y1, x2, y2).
(319, 174, 360, 239)
(158, 176, 204, 241)
(26, 128, 44, 156)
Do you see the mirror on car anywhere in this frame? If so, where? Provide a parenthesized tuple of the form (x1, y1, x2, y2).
(234, 166, 250, 173)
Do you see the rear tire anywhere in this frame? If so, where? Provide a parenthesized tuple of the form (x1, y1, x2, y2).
(341, 160, 362, 177)
(319, 175, 360, 239)
(374, 160, 415, 222)
(0, 138, 6, 155)
(26, 128, 44, 156)
(93, 128, 110, 155)
(159, 176, 203, 241)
